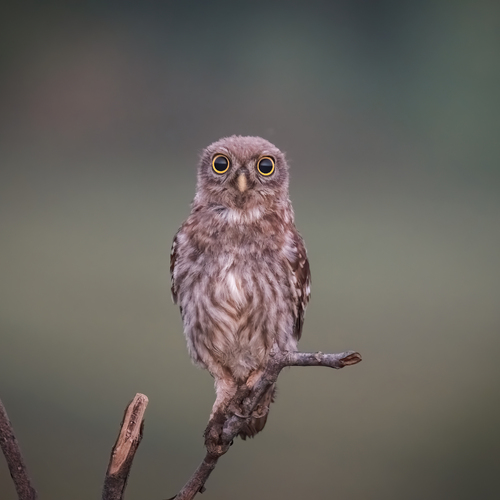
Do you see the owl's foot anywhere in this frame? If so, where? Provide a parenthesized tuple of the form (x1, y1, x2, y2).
(204, 410, 230, 455)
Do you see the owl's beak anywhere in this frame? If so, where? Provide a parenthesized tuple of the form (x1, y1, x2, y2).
(237, 172, 248, 192)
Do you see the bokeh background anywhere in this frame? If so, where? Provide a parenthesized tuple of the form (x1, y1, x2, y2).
(1, 1, 499, 499)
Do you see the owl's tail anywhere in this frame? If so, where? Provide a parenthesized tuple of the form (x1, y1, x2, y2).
(238, 383, 276, 440)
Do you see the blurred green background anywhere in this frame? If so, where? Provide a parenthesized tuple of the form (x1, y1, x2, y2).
(1, 1, 499, 499)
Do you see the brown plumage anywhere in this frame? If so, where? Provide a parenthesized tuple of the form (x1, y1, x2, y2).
(170, 136, 310, 439)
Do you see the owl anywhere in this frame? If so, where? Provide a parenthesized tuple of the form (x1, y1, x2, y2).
(170, 136, 310, 439)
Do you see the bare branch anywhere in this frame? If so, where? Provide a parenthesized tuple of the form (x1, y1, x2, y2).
(174, 347, 362, 499)
(174, 452, 218, 500)
(284, 350, 362, 368)
(102, 393, 149, 500)
(0, 398, 37, 500)
(2, 348, 360, 500)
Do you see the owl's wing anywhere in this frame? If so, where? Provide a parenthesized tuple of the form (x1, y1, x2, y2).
(287, 231, 311, 341)
(170, 230, 180, 304)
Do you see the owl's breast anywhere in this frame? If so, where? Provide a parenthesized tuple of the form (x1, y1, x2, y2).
(176, 235, 298, 381)
(218, 268, 246, 308)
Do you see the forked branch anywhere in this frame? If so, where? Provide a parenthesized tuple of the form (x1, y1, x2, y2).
(174, 347, 362, 500)
(1, 350, 360, 500)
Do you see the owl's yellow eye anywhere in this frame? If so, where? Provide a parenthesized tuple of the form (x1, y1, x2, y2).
(212, 154, 230, 174)
(257, 157, 275, 176)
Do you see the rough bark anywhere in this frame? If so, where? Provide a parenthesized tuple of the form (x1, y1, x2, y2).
(0, 398, 38, 500)
(102, 393, 149, 500)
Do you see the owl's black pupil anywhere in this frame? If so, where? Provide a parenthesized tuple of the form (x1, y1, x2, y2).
(259, 158, 273, 174)
(214, 156, 228, 172)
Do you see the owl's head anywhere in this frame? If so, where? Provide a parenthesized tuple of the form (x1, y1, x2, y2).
(194, 136, 290, 212)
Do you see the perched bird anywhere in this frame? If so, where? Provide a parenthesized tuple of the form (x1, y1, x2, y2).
(170, 136, 310, 439)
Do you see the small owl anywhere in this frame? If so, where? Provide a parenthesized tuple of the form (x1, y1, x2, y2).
(170, 136, 310, 438)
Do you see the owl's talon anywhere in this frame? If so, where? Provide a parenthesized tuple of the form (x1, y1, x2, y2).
(231, 410, 246, 418)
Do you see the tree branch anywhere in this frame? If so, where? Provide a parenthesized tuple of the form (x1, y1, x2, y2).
(102, 393, 149, 500)
(174, 347, 362, 500)
(0, 398, 37, 500)
(174, 452, 217, 500)
(1, 348, 360, 500)
(285, 350, 362, 368)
